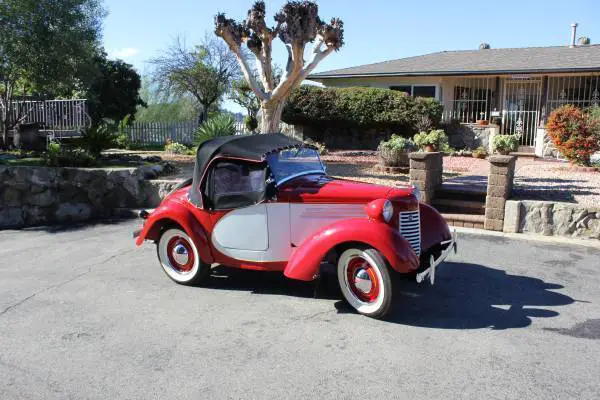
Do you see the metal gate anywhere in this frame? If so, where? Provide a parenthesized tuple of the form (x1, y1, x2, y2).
(502, 78, 542, 147)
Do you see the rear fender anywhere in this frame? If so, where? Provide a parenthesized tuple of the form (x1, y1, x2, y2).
(284, 218, 419, 281)
(135, 204, 214, 263)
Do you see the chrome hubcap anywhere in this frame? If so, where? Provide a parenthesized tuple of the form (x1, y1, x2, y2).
(354, 268, 373, 294)
(172, 243, 189, 265)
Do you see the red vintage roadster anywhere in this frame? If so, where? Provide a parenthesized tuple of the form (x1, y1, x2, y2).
(134, 134, 456, 318)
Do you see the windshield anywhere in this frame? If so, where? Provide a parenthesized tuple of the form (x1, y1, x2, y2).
(266, 147, 326, 185)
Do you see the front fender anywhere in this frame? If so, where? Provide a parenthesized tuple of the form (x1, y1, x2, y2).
(135, 204, 214, 264)
(284, 218, 419, 282)
(420, 203, 452, 254)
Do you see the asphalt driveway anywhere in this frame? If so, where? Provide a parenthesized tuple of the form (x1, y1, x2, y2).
(1, 220, 599, 399)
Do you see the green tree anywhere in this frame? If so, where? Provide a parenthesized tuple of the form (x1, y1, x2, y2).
(86, 53, 146, 124)
(0, 0, 104, 147)
(149, 35, 240, 124)
(134, 77, 202, 122)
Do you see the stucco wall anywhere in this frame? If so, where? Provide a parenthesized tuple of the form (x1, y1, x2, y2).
(0, 165, 180, 229)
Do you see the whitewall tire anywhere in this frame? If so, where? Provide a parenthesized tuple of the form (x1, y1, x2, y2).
(157, 228, 210, 285)
(337, 247, 393, 318)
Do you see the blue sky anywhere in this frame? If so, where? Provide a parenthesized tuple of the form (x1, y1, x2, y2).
(102, 0, 600, 112)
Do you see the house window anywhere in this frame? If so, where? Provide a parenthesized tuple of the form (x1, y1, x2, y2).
(443, 77, 496, 123)
(389, 85, 437, 98)
(390, 85, 412, 95)
(546, 75, 600, 112)
(412, 86, 436, 98)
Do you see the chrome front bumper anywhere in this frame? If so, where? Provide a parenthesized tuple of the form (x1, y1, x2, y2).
(416, 230, 457, 285)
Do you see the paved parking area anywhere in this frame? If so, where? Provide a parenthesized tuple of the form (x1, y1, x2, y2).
(1, 220, 599, 399)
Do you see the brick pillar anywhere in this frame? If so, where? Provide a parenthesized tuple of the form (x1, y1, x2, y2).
(409, 152, 443, 204)
(485, 155, 516, 231)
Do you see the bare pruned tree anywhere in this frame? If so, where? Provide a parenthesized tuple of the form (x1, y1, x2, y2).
(215, 1, 344, 133)
(149, 34, 241, 123)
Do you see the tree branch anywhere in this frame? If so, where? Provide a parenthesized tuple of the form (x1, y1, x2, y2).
(219, 34, 268, 101)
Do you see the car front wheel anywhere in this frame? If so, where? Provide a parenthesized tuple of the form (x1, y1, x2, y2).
(337, 247, 393, 319)
(157, 228, 210, 285)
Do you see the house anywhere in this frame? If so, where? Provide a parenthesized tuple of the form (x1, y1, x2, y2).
(308, 27, 600, 156)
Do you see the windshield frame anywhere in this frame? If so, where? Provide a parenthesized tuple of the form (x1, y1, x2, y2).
(266, 147, 326, 186)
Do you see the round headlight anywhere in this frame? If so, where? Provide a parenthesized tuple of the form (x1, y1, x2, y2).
(382, 200, 394, 222)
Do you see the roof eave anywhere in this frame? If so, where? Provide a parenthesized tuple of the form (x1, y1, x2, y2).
(308, 67, 600, 80)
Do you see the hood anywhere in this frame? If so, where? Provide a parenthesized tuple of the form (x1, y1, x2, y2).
(277, 174, 414, 204)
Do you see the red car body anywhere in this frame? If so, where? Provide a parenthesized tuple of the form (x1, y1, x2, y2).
(135, 134, 456, 318)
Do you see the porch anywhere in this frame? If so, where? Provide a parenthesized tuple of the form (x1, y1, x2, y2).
(440, 73, 600, 155)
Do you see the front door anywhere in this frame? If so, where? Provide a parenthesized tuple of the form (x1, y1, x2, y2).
(502, 78, 542, 148)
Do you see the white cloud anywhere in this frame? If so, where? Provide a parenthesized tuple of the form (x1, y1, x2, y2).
(110, 47, 139, 59)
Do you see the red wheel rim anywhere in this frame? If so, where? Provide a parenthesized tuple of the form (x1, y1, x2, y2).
(346, 257, 379, 303)
(166, 236, 195, 273)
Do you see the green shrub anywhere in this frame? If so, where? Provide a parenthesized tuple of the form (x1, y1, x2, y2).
(282, 86, 443, 132)
(379, 134, 415, 151)
(493, 134, 519, 155)
(413, 129, 448, 151)
(195, 114, 236, 146)
(43, 142, 96, 167)
(244, 115, 258, 133)
(115, 134, 130, 149)
(114, 115, 131, 149)
(378, 134, 415, 167)
(472, 146, 488, 159)
(165, 141, 188, 154)
(81, 121, 118, 156)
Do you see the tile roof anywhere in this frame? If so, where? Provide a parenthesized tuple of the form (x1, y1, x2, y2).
(309, 45, 600, 79)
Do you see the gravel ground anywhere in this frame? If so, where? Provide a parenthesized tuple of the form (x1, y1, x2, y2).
(157, 151, 599, 207)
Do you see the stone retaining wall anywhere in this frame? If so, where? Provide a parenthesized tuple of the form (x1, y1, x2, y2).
(0, 165, 181, 229)
(447, 123, 499, 153)
(504, 200, 600, 240)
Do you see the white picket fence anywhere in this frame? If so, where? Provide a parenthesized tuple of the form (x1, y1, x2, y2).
(126, 120, 298, 146)
(126, 120, 199, 145)
(1, 99, 91, 131)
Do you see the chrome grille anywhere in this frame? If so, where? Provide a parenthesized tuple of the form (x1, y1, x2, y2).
(399, 210, 421, 256)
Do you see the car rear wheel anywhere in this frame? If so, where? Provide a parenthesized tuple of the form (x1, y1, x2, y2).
(337, 247, 393, 319)
(157, 228, 210, 285)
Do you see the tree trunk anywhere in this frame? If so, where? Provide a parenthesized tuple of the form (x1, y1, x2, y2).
(198, 105, 209, 125)
(260, 100, 285, 134)
(1, 119, 9, 149)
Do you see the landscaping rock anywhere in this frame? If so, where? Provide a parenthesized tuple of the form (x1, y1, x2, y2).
(144, 155, 162, 163)
(518, 200, 600, 241)
(0, 164, 182, 229)
(56, 203, 92, 221)
(1, 207, 24, 227)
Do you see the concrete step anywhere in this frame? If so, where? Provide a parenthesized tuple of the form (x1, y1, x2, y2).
(432, 198, 486, 215)
(436, 185, 487, 202)
(517, 145, 535, 153)
(441, 213, 485, 229)
(509, 152, 538, 158)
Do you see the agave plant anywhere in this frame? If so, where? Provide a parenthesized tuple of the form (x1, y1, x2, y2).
(194, 114, 237, 146)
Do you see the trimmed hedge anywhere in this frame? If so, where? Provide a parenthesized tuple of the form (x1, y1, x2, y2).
(282, 85, 443, 132)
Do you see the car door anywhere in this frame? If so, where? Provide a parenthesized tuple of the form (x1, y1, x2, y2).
(206, 159, 292, 263)
(207, 160, 269, 252)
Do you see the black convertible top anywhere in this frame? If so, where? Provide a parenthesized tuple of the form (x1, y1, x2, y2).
(189, 133, 307, 206)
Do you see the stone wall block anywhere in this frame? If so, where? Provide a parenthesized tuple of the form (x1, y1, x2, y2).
(484, 218, 504, 231)
(408, 152, 443, 205)
(484, 155, 516, 231)
(486, 196, 506, 210)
